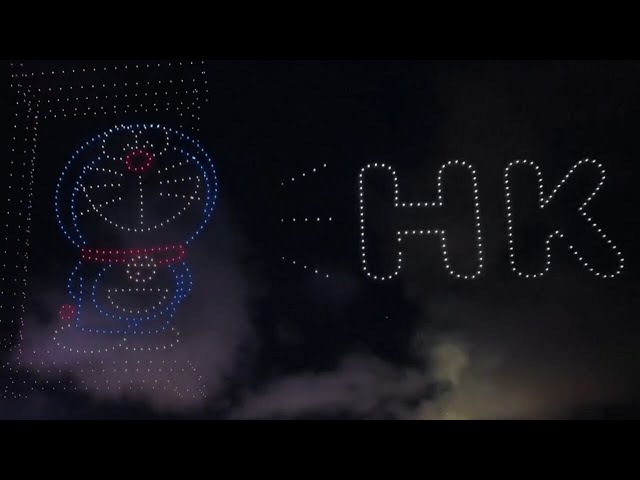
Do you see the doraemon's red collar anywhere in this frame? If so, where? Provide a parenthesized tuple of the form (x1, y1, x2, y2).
(81, 244, 185, 265)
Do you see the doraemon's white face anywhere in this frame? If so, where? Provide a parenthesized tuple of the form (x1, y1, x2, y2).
(56, 124, 218, 248)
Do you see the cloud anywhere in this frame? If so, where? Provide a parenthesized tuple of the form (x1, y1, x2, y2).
(228, 268, 640, 420)
(415, 334, 631, 420)
(407, 279, 640, 420)
(7, 207, 259, 412)
(230, 352, 434, 419)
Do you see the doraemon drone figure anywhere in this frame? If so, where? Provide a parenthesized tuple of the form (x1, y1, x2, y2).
(52, 123, 218, 400)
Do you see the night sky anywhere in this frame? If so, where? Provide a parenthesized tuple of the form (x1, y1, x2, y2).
(1, 60, 640, 419)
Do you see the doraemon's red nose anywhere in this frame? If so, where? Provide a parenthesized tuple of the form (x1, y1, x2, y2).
(124, 149, 154, 174)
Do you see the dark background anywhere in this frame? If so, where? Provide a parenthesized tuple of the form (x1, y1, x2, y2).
(1, 60, 640, 419)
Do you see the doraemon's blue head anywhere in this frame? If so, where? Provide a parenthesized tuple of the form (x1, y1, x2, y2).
(55, 124, 218, 249)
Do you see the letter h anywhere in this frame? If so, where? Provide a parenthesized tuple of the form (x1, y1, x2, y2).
(358, 161, 484, 280)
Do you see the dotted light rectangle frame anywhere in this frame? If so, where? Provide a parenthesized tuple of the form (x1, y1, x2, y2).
(1, 61, 208, 354)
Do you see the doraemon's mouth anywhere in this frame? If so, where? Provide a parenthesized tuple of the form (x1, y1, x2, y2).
(70, 245, 192, 335)
(77, 260, 192, 336)
(106, 287, 171, 316)
(92, 266, 179, 322)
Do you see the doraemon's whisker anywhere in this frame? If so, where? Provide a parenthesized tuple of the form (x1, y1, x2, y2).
(85, 166, 123, 177)
(159, 192, 201, 201)
(159, 177, 200, 185)
(82, 183, 122, 190)
(156, 161, 190, 174)
(80, 197, 123, 216)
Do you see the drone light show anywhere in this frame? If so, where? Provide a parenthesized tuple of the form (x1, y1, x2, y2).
(2, 60, 640, 420)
